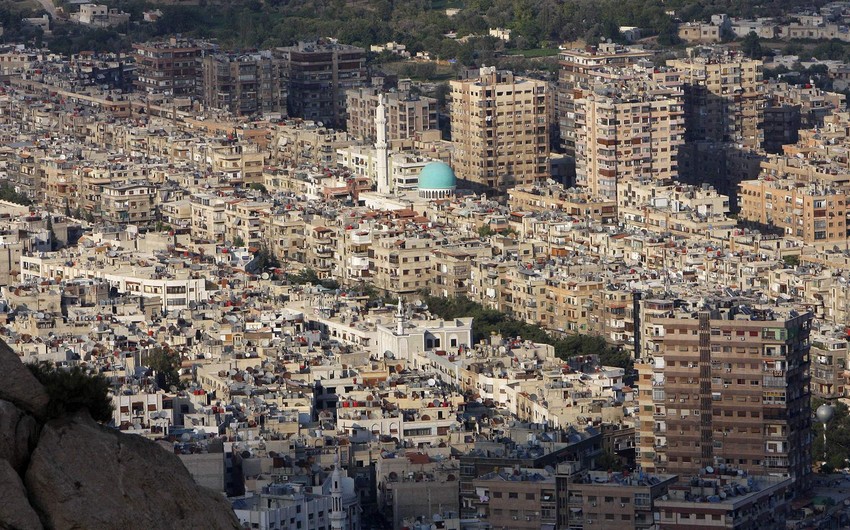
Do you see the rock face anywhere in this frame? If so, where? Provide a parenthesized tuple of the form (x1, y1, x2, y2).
(0, 339, 240, 530)
(0, 400, 39, 474)
(0, 341, 48, 417)
(25, 412, 240, 530)
(0, 459, 43, 530)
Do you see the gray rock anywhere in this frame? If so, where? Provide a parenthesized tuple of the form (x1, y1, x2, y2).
(26, 412, 240, 530)
(0, 400, 39, 474)
(0, 458, 43, 530)
(0, 341, 48, 417)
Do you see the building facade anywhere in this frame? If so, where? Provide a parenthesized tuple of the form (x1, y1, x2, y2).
(346, 86, 438, 143)
(133, 38, 207, 96)
(574, 81, 684, 200)
(636, 301, 813, 493)
(201, 52, 287, 116)
(450, 67, 549, 192)
(275, 41, 367, 129)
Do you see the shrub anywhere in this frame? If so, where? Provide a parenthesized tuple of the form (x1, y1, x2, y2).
(26, 362, 114, 423)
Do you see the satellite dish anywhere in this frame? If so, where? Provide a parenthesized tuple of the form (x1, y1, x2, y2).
(427, 378, 436, 387)
(705, 466, 714, 474)
(180, 433, 191, 442)
(261, 272, 270, 280)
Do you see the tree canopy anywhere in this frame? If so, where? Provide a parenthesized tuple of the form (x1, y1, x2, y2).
(27, 362, 114, 423)
(37, 0, 811, 56)
(424, 295, 632, 371)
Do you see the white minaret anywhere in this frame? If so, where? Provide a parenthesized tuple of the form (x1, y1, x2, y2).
(329, 451, 346, 530)
(375, 93, 391, 195)
(396, 299, 406, 335)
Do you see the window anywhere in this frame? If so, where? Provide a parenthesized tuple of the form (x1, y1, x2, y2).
(509, 492, 518, 499)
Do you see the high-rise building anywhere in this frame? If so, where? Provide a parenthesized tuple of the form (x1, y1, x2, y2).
(133, 38, 209, 96)
(667, 55, 764, 149)
(574, 77, 685, 201)
(346, 86, 438, 144)
(667, 54, 765, 203)
(636, 299, 813, 493)
(449, 67, 549, 192)
(558, 43, 654, 156)
(275, 40, 367, 129)
(200, 52, 287, 117)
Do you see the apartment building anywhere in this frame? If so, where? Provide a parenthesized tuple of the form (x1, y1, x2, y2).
(190, 193, 227, 243)
(738, 177, 850, 242)
(346, 86, 438, 143)
(133, 38, 208, 96)
(809, 330, 847, 400)
(450, 67, 549, 192)
(668, 55, 764, 149)
(508, 184, 617, 223)
(556, 468, 677, 530)
(471, 469, 556, 529)
(655, 473, 791, 529)
(100, 181, 155, 227)
(224, 200, 269, 249)
(763, 82, 845, 153)
(557, 43, 654, 155)
(573, 81, 684, 200)
(458, 430, 602, 519)
(275, 40, 367, 129)
(636, 300, 813, 492)
(201, 52, 287, 117)
(371, 235, 434, 296)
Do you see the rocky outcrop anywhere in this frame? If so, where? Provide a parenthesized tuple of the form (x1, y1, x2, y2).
(0, 342, 48, 417)
(25, 411, 240, 530)
(0, 400, 39, 474)
(0, 340, 240, 530)
(0, 459, 43, 530)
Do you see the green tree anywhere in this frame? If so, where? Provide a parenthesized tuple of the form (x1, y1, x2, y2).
(812, 398, 850, 470)
(27, 362, 114, 423)
(782, 255, 800, 267)
(144, 348, 182, 391)
(740, 32, 764, 59)
(424, 295, 632, 370)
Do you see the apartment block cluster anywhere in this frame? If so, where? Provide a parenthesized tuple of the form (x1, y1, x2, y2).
(677, 4, 850, 43)
(2, 26, 850, 529)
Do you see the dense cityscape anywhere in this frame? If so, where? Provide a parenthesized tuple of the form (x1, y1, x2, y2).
(3, 1, 850, 529)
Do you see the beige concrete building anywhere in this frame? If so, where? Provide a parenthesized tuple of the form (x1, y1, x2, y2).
(450, 67, 549, 192)
(636, 301, 813, 493)
(190, 193, 227, 243)
(667, 55, 764, 150)
(371, 234, 434, 296)
(739, 177, 850, 243)
(346, 86, 437, 143)
(574, 81, 684, 200)
(100, 181, 155, 227)
(557, 43, 654, 156)
(471, 469, 557, 529)
(201, 52, 287, 117)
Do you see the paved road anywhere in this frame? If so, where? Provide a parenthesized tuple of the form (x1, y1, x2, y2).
(34, 0, 56, 18)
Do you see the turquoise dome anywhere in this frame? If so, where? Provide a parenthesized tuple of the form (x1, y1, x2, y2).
(418, 161, 457, 190)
